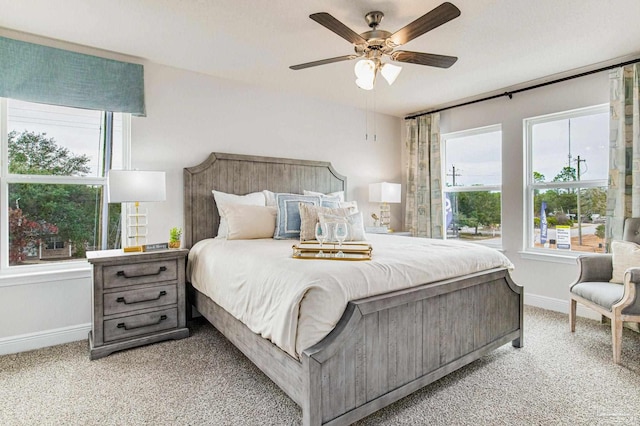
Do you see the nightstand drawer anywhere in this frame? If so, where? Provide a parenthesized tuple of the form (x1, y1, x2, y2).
(103, 284, 177, 316)
(103, 260, 178, 289)
(103, 307, 178, 342)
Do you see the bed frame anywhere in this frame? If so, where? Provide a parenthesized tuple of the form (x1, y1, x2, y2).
(184, 152, 523, 426)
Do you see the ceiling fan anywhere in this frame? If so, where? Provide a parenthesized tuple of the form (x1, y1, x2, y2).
(290, 2, 461, 90)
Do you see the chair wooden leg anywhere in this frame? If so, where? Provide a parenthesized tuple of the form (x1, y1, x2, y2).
(611, 316, 623, 364)
(569, 298, 577, 332)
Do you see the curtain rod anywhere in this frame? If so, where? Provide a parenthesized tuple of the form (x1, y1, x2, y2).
(404, 57, 640, 120)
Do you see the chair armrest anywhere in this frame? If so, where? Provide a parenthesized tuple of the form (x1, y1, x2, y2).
(615, 267, 640, 314)
(623, 267, 640, 284)
(573, 254, 613, 284)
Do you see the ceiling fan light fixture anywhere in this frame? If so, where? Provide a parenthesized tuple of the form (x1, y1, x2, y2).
(380, 62, 402, 85)
(354, 59, 376, 79)
(355, 76, 375, 90)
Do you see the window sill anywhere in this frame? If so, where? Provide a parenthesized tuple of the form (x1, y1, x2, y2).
(0, 261, 91, 288)
(519, 249, 582, 265)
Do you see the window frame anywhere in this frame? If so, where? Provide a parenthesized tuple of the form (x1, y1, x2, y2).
(441, 124, 503, 248)
(523, 103, 608, 257)
(0, 97, 131, 278)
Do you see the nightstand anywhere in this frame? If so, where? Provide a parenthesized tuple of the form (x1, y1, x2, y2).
(87, 248, 190, 360)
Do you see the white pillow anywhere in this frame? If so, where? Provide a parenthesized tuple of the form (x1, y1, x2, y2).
(221, 204, 277, 240)
(610, 240, 640, 284)
(212, 190, 266, 238)
(263, 190, 277, 207)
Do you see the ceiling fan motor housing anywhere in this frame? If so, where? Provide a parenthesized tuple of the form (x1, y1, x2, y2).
(365, 11, 384, 28)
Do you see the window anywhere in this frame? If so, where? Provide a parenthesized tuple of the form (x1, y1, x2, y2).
(524, 104, 608, 254)
(1, 98, 129, 268)
(442, 125, 502, 247)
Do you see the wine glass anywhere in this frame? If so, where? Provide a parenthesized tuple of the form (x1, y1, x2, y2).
(334, 222, 348, 258)
(315, 222, 327, 257)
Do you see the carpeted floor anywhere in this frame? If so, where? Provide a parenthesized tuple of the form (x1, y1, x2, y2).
(0, 306, 638, 425)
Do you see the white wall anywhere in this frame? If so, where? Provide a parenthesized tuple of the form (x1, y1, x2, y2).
(0, 58, 402, 354)
(134, 64, 403, 243)
(434, 71, 609, 314)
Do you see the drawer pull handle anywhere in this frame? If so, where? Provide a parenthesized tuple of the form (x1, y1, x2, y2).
(117, 266, 167, 279)
(116, 291, 167, 305)
(117, 314, 168, 331)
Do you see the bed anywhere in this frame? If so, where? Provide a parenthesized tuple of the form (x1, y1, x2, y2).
(184, 152, 523, 426)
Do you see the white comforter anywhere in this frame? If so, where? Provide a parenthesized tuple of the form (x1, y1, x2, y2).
(187, 234, 513, 358)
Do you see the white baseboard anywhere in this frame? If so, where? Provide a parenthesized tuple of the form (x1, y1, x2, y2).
(525, 292, 601, 320)
(0, 323, 90, 356)
(0, 294, 602, 357)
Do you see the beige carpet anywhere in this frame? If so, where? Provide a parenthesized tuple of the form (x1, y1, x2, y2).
(1, 306, 639, 425)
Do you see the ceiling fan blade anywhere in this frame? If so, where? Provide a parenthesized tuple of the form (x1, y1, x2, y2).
(391, 51, 458, 68)
(389, 2, 461, 46)
(310, 13, 367, 45)
(290, 55, 358, 70)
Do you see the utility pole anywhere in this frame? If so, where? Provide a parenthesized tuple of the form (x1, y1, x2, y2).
(447, 165, 462, 237)
(576, 155, 587, 246)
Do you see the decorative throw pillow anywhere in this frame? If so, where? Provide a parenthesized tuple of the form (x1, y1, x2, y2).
(303, 190, 357, 211)
(221, 204, 277, 240)
(340, 200, 358, 211)
(610, 240, 640, 284)
(212, 190, 266, 238)
(318, 211, 367, 242)
(298, 203, 354, 241)
(304, 190, 345, 202)
(273, 193, 322, 239)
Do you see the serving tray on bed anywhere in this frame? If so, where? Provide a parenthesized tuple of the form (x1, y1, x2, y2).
(292, 242, 372, 261)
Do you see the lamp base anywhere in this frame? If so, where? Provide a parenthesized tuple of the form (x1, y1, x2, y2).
(123, 246, 144, 253)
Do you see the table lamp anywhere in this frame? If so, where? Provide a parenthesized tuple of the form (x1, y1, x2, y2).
(108, 170, 166, 252)
(369, 182, 401, 231)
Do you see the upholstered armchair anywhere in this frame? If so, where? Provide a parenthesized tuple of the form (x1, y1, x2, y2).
(569, 217, 640, 363)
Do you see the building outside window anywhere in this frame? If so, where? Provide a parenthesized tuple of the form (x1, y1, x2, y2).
(1, 98, 128, 268)
(524, 104, 609, 254)
(442, 124, 502, 247)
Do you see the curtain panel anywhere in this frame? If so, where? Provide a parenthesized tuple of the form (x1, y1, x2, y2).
(0, 36, 145, 116)
(405, 113, 444, 238)
(606, 63, 640, 245)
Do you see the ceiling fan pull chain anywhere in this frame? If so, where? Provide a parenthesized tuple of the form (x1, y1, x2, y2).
(373, 89, 377, 142)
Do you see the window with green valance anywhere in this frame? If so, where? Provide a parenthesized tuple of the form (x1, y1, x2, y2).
(0, 36, 145, 116)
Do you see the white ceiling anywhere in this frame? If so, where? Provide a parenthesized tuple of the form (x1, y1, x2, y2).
(1, 0, 639, 117)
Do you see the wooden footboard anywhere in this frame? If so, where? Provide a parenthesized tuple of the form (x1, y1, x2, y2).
(300, 267, 522, 426)
(188, 267, 523, 426)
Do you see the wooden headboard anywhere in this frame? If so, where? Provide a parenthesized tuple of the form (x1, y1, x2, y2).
(183, 152, 347, 249)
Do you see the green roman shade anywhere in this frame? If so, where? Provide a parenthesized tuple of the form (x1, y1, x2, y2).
(0, 36, 145, 116)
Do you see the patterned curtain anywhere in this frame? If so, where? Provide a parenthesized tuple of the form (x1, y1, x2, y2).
(606, 63, 640, 246)
(405, 113, 444, 238)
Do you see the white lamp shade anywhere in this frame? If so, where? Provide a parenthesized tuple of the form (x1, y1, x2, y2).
(355, 77, 375, 90)
(355, 59, 377, 90)
(369, 182, 401, 203)
(380, 63, 402, 85)
(354, 59, 376, 79)
(108, 170, 166, 203)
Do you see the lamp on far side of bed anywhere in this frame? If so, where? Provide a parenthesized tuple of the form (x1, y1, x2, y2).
(108, 170, 166, 252)
(369, 182, 401, 231)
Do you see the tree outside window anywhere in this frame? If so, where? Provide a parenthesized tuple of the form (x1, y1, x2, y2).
(442, 124, 502, 247)
(3, 99, 125, 267)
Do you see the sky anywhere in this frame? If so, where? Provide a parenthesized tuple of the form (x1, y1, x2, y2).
(444, 111, 609, 187)
(445, 130, 501, 187)
(7, 99, 123, 176)
(531, 112, 608, 182)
